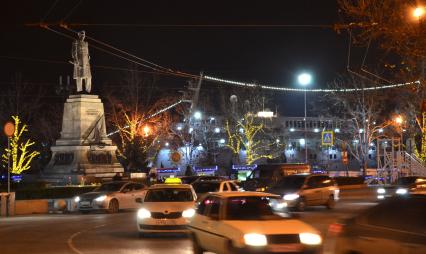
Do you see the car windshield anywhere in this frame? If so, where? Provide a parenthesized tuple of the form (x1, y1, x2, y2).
(144, 188, 194, 202)
(192, 182, 221, 193)
(225, 196, 290, 220)
(272, 175, 306, 189)
(94, 182, 126, 192)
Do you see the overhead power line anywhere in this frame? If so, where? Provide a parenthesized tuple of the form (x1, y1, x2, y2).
(37, 23, 421, 94)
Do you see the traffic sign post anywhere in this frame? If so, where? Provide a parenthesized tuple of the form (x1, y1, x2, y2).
(3, 121, 15, 194)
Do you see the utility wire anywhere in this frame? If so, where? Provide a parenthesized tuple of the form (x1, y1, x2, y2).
(0, 55, 190, 77)
(65, 27, 174, 72)
(42, 25, 420, 94)
(61, 0, 82, 22)
(56, 23, 335, 28)
(45, 26, 196, 79)
(40, 0, 60, 22)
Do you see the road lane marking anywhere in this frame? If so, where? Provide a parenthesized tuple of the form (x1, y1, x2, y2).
(67, 224, 106, 254)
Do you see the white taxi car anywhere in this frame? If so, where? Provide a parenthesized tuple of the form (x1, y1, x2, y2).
(136, 182, 197, 236)
(189, 192, 322, 254)
(75, 181, 147, 213)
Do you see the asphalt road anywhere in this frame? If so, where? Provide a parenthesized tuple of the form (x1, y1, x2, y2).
(0, 189, 377, 254)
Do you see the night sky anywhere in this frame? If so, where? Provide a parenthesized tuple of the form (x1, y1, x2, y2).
(1, 0, 350, 116)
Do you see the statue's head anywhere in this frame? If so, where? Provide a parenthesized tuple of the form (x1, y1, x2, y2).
(78, 31, 86, 40)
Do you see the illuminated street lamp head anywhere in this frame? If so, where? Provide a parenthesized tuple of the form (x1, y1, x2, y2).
(297, 73, 312, 86)
(395, 116, 403, 124)
(143, 125, 151, 136)
(413, 6, 425, 18)
(194, 111, 202, 120)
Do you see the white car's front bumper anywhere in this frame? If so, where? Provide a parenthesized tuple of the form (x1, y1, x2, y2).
(137, 215, 190, 233)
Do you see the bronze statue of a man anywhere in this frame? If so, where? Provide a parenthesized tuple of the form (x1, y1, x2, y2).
(70, 31, 92, 93)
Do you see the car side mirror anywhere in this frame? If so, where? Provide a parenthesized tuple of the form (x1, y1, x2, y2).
(135, 197, 143, 203)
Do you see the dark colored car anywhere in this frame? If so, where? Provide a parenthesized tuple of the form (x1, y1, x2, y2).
(330, 195, 426, 254)
(376, 176, 426, 199)
(179, 176, 227, 184)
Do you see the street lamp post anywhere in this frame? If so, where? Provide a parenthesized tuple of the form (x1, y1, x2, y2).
(298, 73, 312, 164)
(394, 115, 404, 151)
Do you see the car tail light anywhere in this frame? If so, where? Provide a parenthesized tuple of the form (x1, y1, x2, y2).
(328, 223, 345, 236)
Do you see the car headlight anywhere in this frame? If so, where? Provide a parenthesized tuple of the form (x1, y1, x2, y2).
(396, 188, 408, 195)
(94, 195, 107, 202)
(74, 196, 80, 202)
(377, 188, 386, 194)
(299, 233, 322, 245)
(283, 193, 300, 201)
(137, 208, 151, 219)
(244, 233, 267, 246)
(182, 208, 196, 218)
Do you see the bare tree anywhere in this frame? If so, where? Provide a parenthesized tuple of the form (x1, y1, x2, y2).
(324, 74, 399, 175)
(339, 0, 426, 78)
(338, 0, 426, 160)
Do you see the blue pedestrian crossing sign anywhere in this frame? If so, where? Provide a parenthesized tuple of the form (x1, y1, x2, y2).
(322, 131, 334, 146)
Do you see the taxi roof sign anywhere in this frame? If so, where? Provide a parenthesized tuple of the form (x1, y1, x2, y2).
(164, 177, 182, 184)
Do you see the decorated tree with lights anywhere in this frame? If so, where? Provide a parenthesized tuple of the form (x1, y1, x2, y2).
(226, 113, 279, 165)
(2, 116, 40, 174)
(222, 89, 284, 166)
(105, 68, 174, 172)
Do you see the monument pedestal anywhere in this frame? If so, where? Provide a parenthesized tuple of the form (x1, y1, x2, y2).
(43, 94, 123, 184)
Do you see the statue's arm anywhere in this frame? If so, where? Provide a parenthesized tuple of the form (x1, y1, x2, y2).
(71, 41, 79, 64)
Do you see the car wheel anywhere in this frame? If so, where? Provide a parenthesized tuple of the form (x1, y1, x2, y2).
(108, 199, 119, 213)
(296, 197, 307, 212)
(191, 234, 204, 254)
(326, 195, 335, 209)
(138, 232, 145, 238)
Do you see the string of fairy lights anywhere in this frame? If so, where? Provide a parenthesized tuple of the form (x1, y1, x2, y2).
(203, 76, 421, 93)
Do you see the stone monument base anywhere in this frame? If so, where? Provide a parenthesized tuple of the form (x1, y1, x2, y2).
(42, 94, 124, 185)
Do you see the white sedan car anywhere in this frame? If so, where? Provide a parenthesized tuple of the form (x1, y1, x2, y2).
(189, 192, 322, 254)
(136, 183, 197, 236)
(191, 180, 242, 200)
(75, 181, 147, 213)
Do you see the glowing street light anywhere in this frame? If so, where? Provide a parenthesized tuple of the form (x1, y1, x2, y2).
(297, 73, 312, 86)
(413, 6, 425, 19)
(194, 111, 202, 120)
(394, 115, 403, 125)
(142, 125, 151, 137)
